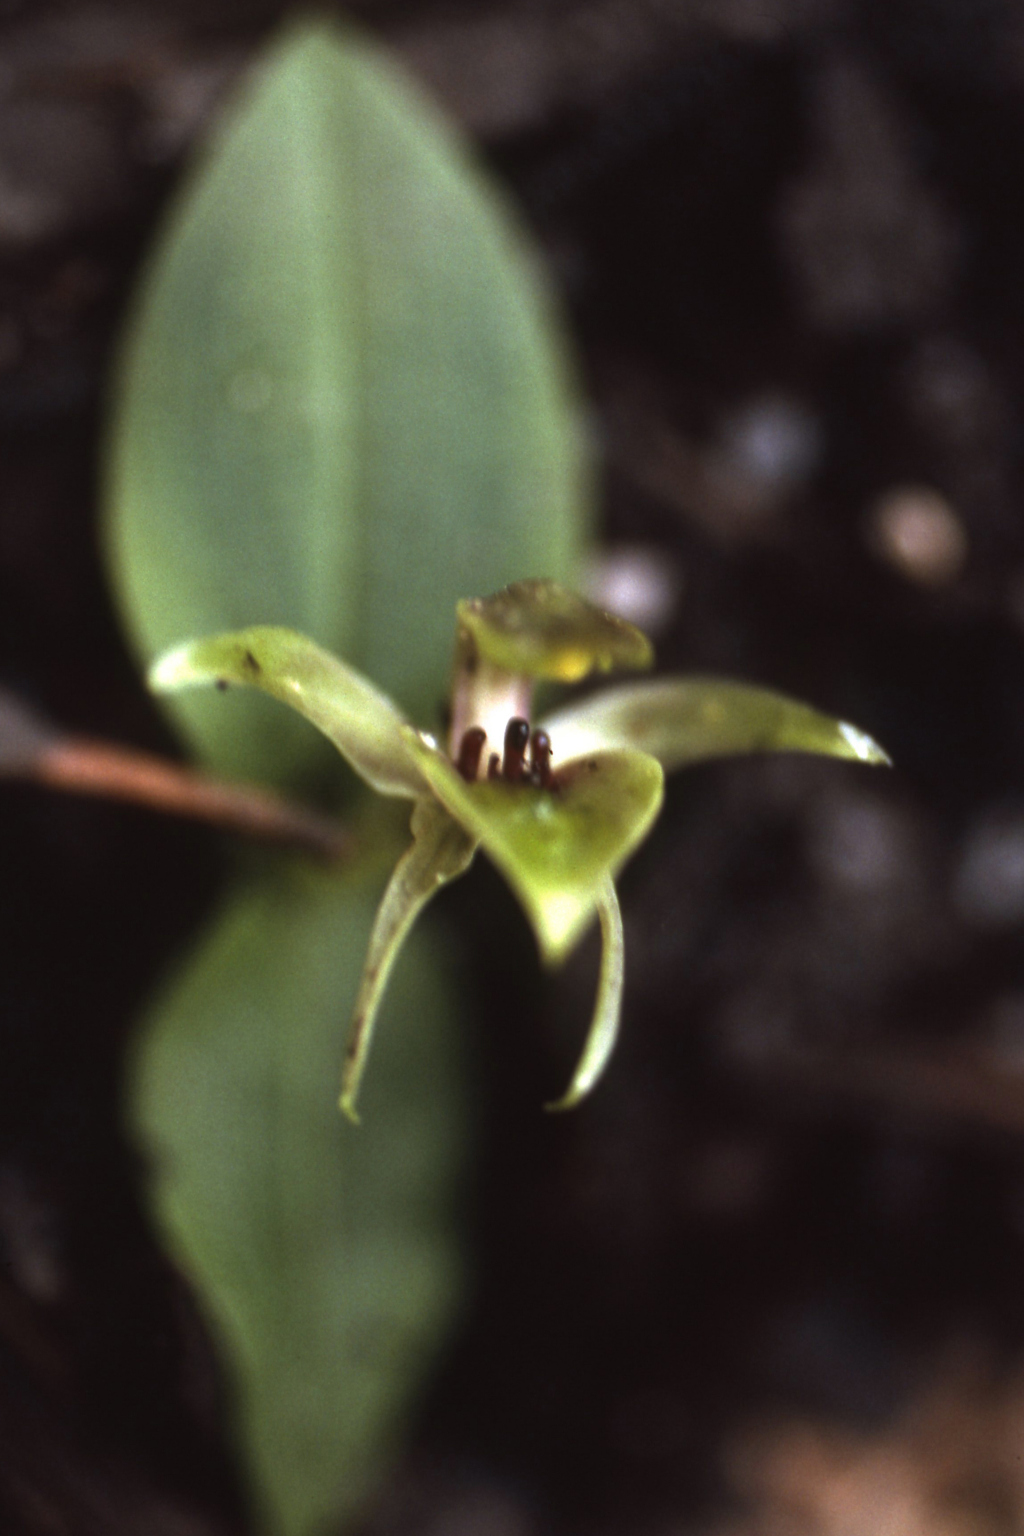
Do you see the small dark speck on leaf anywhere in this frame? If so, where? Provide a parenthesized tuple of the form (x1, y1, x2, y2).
(243, 650, 261, 673)
(216, 678, 229, 692)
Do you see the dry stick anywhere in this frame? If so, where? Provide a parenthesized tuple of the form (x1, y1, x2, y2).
(31, 737, 351, 862)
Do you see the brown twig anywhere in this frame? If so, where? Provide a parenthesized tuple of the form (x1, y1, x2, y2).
(0, 681, 351, 866)
(31, 737, 352, 861)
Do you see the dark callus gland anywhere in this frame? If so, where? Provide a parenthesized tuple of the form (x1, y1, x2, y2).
(529, 729, 552, 788)
(460, 719, 553, 789)
(503, 717, 531, 782)
(456, 726, 487, 782)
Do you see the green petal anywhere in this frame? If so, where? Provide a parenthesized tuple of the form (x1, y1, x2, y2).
(546, 874, 624, 1111)
(150, 626, 426, 799)
(402, 728, 664, 964)
(457, 580, 653, 683)
(541, 677, 890, 772)
(342, 799, 477, 1123)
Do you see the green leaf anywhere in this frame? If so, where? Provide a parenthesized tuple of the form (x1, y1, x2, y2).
(150, 626, 425, 800)
(128, 863, 468, 1536)
(456, 579, 653, 682)
(546, 874, 624, 1111)
(402, 729, 664, 963)
(342, 799, 476, 1123)
(104, 19, 589, 789)
(541, 678, 890, 772)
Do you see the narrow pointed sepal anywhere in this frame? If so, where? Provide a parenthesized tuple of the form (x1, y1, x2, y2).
(402, 727, 663, 964)
(541, 677, 890, 772)
(341, 799, 477, 1122)
(546, 874, 624, 1111)
(150, 626, 427, 798)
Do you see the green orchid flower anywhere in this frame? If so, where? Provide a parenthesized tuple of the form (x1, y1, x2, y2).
(149, 579, 888, 1120)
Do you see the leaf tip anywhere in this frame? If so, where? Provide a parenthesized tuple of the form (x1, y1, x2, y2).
(148, 642, 198, 694)
(543, 1083, 585, 1114)
(838, 720, 891, 766)
(532, 896, 591, 969)
(338, 1091, 362, 1126)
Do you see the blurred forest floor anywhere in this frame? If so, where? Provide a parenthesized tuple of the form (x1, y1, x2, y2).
(6, 0, 1024, 1532)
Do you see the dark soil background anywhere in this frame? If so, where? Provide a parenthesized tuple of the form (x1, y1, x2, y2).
(5, 0, 1024, 1532)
